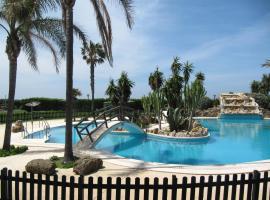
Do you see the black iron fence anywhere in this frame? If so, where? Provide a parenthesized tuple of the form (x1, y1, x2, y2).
(0, 168, 269, 200)
(0, 111, 92, 124)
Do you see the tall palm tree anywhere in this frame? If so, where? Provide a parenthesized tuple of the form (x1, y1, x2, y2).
(171, 57, 182, 75)
(61, 0, 134, 162)
(183, 61, 194, 93)
(195, 72, 205, 83)
(82, 41, 105, 113)
(0, 0, 66, 150)
(148, 67, 164, 91)
(262, 60, 270, 67)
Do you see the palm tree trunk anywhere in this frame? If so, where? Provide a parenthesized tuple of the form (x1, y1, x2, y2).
(90, 65, 95, 114)
(64, 1, 75, 162)
(3, 58, 18, 150)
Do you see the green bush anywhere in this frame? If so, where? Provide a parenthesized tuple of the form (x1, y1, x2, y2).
(251, 93, 270, 109)
(0, 145, 28, 157)
(199, 97, 213, 110)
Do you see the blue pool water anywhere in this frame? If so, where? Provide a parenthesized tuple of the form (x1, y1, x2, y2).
(29, 124, 97, 144)
(94, 119, 270, 165)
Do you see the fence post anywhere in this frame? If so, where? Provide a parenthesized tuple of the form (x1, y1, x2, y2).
(1, 168, 8, 199)
(252, 170, 260, 200)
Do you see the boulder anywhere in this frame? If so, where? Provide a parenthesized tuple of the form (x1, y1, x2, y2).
(25, 159, 56, 175)
(73, 157, 103, 175)
(12, 120, 24, 133)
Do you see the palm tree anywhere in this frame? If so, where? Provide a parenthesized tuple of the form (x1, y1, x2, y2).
(250, 80, 261, 93)
(82, 41, 105, 113)
(0, 0, 66, 150)
(260, 74, 270, 95)
(148, 67, 164, 91)
(118, 72, 135, 106)
(183, 61, 194, 92)
(61, 0, 134, 162)
(105, 79, 120, 106)
(195, 72, 205, 83)
(171, 57, 182, 75)
(262, 60, 270, 67)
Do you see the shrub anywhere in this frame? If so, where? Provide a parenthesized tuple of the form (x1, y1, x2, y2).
(73, 157, 103, 175)
(0, 145, 28, 157)
(251, 93, 270, 109)
(199, 97, 214, 110)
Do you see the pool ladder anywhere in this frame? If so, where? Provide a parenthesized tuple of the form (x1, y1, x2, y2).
(40, 117, 51, 140)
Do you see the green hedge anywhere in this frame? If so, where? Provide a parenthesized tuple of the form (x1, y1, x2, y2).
(0, 98, 143, 112)
(0, 111, 91, 123)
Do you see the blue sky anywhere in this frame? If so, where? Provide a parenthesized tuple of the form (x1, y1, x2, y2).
(1, 0, 270, 99)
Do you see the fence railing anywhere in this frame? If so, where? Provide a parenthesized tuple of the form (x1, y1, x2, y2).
(0, 168, 269, 200)
(0, 111, 92, 124)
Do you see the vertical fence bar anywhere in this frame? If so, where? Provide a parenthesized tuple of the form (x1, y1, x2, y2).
(134, 177, 140, 200)
(7, 169, 12, 200)
(239, 174, 246, 200)
(97, 177, 103, 200)
(53, 175, 59, 200)
(153, 177, 159, 200)
(231, 174, 238, 200)
(125, 177, 131, 200)
(1, 168, 7, 200)
(22, 171, 27, 200)
(247, 173, 253, 200)
(207, 176, 213, 200)
(262, 171, 268, 200)
(223, 175, 229, 200)
(37, 174, 42, 200)
(252, 170, 260, 200)
(190, 176, 196, 200)
(106, 177, 112, 200)
(45, 175, 50, 200)
(162, 177, 168, 200)
(78, 176, 84, 200)
(171, 175, 177, 200)
(61, 175, 67, 200)
(199, 176, 205, 200)
(144, 177, 150, 200)
(29, 173, 34, 200)
(88, 177, 93, 200)
(15, 170, 19, 200)
(116, 177, 122, 200)
(69, 176, 75, 200)
(181, 177, 187, 200)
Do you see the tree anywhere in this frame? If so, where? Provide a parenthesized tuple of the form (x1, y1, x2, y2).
(260, 74, 270, 95)
(148, 67, 164, 91)
(72, 88, 82, 100)
(251, 80, 261, 93)
(183, 61, 194, 93)
(195, 72, 205, 83)
(81, 41, 105, 113)
(163, 58, 183, 108)
(106, 72, 134, 107)
(105, 79, 119, 106)
(61, 0, 134, 162)
(117, 72, 135, 106)
(262, 60, 270, 67)
(0, 0, 66, 150)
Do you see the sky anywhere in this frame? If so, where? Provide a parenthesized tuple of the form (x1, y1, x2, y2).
(1, 0, 270, 99)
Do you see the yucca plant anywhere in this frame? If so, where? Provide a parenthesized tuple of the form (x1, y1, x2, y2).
(167, 107, 188, 132)
(141, 95, 152, 124)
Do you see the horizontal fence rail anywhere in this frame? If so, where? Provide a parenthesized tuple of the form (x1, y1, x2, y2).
(0, 168, 270, 200)
(0, 111, 92, 124)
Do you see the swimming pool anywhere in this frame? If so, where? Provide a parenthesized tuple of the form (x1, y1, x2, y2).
(94, 119, 270, 165)
(28, 124, 97, 144)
